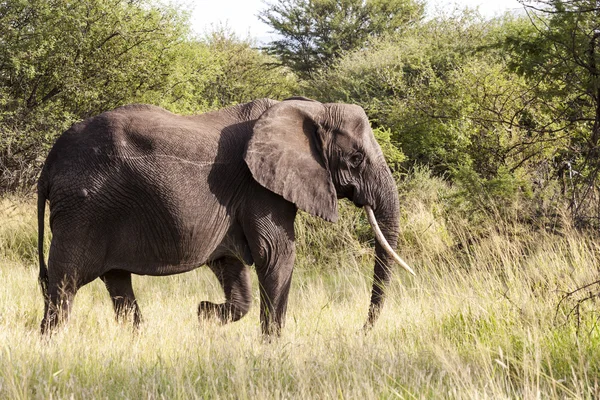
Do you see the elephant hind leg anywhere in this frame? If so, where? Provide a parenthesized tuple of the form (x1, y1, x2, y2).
(41, 260, 97, 335)
(41, 277, 79, 335)
(100, 269, 142, 327)
(199, 257, 252, 324)
(40, 229, 107, 335)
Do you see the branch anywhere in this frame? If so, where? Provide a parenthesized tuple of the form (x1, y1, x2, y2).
(554, 278, 600, 335)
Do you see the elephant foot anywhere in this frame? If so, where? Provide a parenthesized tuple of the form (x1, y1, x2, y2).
(198, 301, 248, 324)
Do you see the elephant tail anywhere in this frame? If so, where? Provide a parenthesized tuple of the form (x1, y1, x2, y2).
(37, 177, 49, 298)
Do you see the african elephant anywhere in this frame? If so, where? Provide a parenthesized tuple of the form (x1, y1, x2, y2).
(37, 97, 414, 336)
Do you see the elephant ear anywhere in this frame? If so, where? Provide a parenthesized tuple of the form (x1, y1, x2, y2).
(244, 100, 338, 222)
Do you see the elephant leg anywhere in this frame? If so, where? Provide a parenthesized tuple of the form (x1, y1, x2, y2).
(41, 253, 92, 334)
(198, 257, 252, 324)
(255, 254, 295, 337)
(41, 276, 79, 335)
(243, 193, 297, 336)
(40, 236, 104, 335)
(100, 269, 142, 327)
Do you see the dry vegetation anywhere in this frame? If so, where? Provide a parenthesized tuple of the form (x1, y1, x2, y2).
(1, 174, 599, 399)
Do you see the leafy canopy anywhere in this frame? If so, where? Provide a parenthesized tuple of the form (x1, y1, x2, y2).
(259, 0, 424, 78)
(0, 0, 296, 192)
(504, 0, 600, 224)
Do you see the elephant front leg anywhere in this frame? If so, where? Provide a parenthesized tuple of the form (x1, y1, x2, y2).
(199, 256, 252, 323)
(255, 253, 295, 336)
(242, 193, 297, 336)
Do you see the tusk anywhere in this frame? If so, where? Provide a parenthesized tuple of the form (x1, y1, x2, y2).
(365, 205, 416, 276)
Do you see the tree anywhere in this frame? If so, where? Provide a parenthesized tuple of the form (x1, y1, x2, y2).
(259, 0, 424, 78)
(0, 0, 187, 118)
(138, 30, 298, 113)
(305, 12, 501, 172)
(197, 31, 298, 109)
(505, 0, 600, 226)
(0, 0, 189, 192)
(305, 12, 569, 220)
(0, 1, 297, 193)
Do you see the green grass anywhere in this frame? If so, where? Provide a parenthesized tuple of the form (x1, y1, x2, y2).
(1, 194, 599, 399)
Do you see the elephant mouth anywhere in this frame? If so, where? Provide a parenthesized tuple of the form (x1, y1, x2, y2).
(344, 184, 365, 207)
(352, 200, 365, 208)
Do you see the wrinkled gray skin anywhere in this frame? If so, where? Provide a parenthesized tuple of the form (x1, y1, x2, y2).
(37, 97, 401, 336)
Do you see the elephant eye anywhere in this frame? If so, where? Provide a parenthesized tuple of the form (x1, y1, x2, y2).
(349, 152, 364, 168)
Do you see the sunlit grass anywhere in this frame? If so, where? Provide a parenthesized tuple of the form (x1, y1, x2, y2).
(1, 195, 599, 399)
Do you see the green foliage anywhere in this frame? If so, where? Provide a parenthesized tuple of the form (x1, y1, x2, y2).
(197, 31, 298, 109)
(138, 30, 298, 113)
(451, 164, 534, 222)
(295, 202, 367, 272)
(372, 126, 405, 168)
(503, 1, 600, 226)
(0, 0, 188, 116)
(1, 0, 598, 231)
(0, 0, 188, 192)
(305, 12, 497, 170)
(0, 1, 297, 193)
(259, 0, 424, 78)
(0, 197, 48, 262)
(303, 11, 579, 222)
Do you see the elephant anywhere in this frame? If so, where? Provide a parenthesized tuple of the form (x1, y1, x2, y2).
(37, 96, 415, 336)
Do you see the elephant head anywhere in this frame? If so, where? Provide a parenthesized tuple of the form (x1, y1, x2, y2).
(244, 97, 415, 328)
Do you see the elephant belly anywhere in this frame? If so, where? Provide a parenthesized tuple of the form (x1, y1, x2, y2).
(104, 206, 234, 276)
(63, 177, 234, 276)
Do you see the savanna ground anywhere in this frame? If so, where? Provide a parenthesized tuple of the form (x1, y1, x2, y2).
(1, 172, 600, 399)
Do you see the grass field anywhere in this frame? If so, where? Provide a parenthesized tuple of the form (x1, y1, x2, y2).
(1, 189, 599, 399)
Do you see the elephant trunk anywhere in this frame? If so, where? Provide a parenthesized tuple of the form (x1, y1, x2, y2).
(364, 168, 412, 329)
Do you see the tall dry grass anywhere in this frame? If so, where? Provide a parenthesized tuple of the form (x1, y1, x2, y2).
(1, 178, 599, 398)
